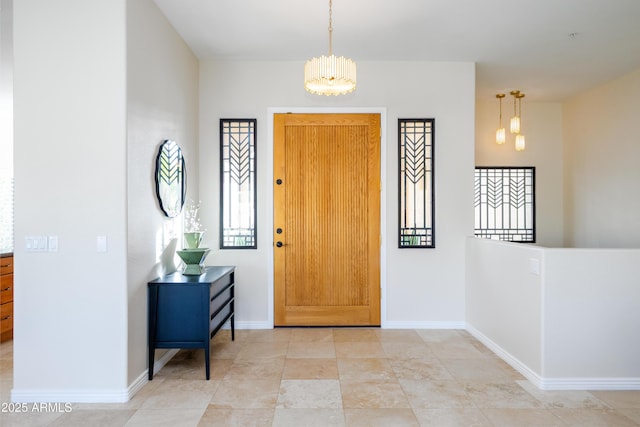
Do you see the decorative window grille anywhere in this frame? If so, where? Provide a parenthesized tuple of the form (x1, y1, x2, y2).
(399, 119, 435, 248)
(220, 119, 257, 249)
(474, 167, 535, 242)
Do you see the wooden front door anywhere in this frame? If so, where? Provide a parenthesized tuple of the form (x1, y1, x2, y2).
(274, 113, 381, 326)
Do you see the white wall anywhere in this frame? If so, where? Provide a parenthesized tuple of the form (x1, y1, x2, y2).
(465, 237, 543, 377)
(0, 0, 14, 253)
(544, 248, 640, 384)
(475, 99, 564, 247)
(467, 237, 640, 390)
(563, 68, 640, 248)
(0, 0, 12, 177)
(13, 0, 128, 400)
(126, 0, 199, 385)
(199, 60, 475, 327)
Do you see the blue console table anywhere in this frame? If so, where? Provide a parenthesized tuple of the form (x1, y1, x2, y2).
(147, 266, 235, 380)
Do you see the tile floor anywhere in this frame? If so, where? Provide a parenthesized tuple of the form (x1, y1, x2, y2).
(1, 328, 640, 426)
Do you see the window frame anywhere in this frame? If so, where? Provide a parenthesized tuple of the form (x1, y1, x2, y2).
(474, 166, 536, 243)
(398, 118, 436, 248)
(219, 118, 258, 249)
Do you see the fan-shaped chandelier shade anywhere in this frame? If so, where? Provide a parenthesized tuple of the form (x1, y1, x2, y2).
(304, 0, 356, 96)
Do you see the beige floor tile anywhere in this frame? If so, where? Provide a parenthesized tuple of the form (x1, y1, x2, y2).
(517, 380, 612, 409)
(344, 408, 419, 426)
(335, 341, 385, 358)
(413, 408, 493, 426)
(374, 329, 424, 343)
(236, 341, 289, 359)
(591, 390, 640, 408)
(282, 358, 339, 379)
(212, 328, 254, 342)
(481, 408, 565, 426)
(380, 341, 433, 359)
(549, 408, 639, 426)
(140, 378, 220, 409)
(464, 382, 544, 409)
(154, 349, 211, 381)
(428, 340, 490, 359)
(223, 358, 285, 380)
(619, 408, 640, 424)
(416, 329, 468, 343)
(399, 379, 475, 409)
(390, 357, 455, 381)
(125, 408, 205, 426)
(4, 331, 640, 427)
(338, 358, 396, 381)
(289, 328, 334, 342)
(47, 409, 136, 426)
(333, 328, 380, 342)
(210, 379, 281, 409)
(210, 340, 245, 359)
(0, 410, 64, 426)
(276, 379, 343, 408)
(246, 328, 292, 342)
(286, 341, 336, 358)
(341, 379, 411, 409)
(197, 407, 274, 427)
(273, 408, 346, 426)
(440, 358, 519, 383)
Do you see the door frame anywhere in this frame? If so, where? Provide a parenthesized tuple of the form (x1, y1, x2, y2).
(266, 107, 388, 328)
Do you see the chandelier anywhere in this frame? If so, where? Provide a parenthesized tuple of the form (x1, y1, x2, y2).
(304, 0, 356, 96)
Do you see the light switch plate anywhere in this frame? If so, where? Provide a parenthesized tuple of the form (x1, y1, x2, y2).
(97, 235, 108, 253)
(25, 236, 48, 252)
(529, 258, 540, 275)
(48, 236, 58, 252)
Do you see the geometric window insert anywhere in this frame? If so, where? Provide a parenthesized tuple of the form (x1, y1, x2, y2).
(220, 119, 257, 249)
(474, 167, 535, 242)
(398, 118, 435, 248)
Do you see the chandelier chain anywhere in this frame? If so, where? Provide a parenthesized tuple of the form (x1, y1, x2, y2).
(328, 0, 333, 55)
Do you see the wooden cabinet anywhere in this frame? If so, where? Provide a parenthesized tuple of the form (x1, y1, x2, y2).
(147, 266, 235, 380)
(1, 253, 13, 342)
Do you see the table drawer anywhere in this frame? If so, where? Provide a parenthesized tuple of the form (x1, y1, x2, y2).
(210, 303, 232, 334)
(1, 275, 13, 304)
(211, 284, 233, 313)
(0, 256, 13, 276)
(1, 302, 13, 334)
(210, 272, 232, 298)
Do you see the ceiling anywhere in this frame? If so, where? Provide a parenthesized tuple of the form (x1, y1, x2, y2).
(153, 0, 640, 102)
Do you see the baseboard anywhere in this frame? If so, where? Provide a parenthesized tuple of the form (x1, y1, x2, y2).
(234, 321, 274, 329)
(11, 349, 180, 403)
(383, 320, 466, 329)
(538, 378, 640, 390)
(466, 323, 640, 391)
(465, 323, 545, 388)
(233, 320, 466, 329)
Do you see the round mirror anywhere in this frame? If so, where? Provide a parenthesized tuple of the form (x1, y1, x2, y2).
(155, 139, 186, 218)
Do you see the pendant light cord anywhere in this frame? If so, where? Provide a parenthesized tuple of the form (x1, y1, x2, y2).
(328, 0, 333, 55)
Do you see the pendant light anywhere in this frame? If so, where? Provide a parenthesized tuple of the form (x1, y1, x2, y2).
(515, 93, 526, 151)
(495, 94, 506, 144)
(510, 90, 521, 134)
(304, 0, 356, 96)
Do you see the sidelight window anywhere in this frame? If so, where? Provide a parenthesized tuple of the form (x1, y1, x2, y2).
(220, 119, 257, 249)
(398, 119, 435, 248)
